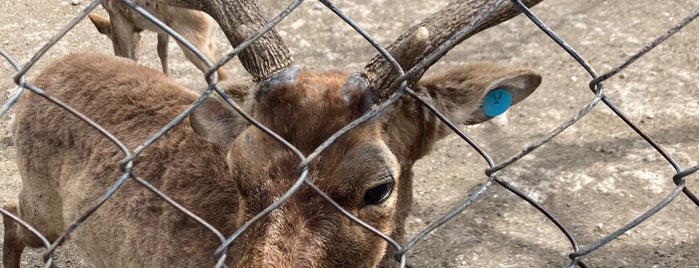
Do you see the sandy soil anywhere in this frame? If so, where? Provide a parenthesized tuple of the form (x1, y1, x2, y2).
(1, 0, 698, 267)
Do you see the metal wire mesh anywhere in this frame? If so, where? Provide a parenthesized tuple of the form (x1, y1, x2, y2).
(0, 0, 697, 267)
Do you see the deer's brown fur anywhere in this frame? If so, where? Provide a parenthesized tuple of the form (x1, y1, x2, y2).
(88, 0, 228, 80)
(3, 52, 540, 267)
(4, 0, 546, 266)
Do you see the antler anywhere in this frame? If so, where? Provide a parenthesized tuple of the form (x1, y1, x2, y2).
(363, 0, 544, 99)
(154, 0, 293, 81)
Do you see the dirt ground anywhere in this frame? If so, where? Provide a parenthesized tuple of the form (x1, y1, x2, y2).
(1, 0, 698, 267)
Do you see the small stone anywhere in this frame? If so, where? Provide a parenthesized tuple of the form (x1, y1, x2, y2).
(573, 22, 587, 29)
(594, 223, 604, 232)
(644, 155, 657, 162)
(70, 0, 82, 6)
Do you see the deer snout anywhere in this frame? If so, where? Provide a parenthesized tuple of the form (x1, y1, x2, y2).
(235, 208, 331, 268)
(234, 202, 385, 268)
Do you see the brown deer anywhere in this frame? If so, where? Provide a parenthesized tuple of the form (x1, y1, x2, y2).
(87, 0, 229, 80)
(3, 0, 543, 267)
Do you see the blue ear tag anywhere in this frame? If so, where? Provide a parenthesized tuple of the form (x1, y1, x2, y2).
(482, 89, 512, 117)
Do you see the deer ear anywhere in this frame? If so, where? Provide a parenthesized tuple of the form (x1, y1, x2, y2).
(417, 62, 541, 128)
(87, 13, 113, 36)
(189, 96, 247, 145)
(465, 70, 541, 125)
(385, 63, 541, 161)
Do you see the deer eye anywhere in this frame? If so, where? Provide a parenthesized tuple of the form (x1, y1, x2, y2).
(363, 181, 394, 206)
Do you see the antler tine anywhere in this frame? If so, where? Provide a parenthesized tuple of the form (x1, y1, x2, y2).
(363, 0, 544, 99)
(155, 0, 293, 81)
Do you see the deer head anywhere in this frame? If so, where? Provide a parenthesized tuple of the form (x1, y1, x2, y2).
(180, 0, 543, 266)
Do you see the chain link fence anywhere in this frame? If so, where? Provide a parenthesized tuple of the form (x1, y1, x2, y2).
(1, 0, 698, 267)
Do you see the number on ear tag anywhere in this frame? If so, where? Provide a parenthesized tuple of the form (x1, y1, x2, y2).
(482, 89, 512, 117)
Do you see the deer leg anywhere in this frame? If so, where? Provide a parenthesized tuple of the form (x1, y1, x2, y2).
(3, 163, 66, 268)
(4, 203, 61, 268)
(2, 201, 31, 268)
(3, 199, 62, 268)
(3, 201, 23, 268)
(176, 36, 228, 81)
(108, 15, 142, 61)
(157, 33, 170, 75)
(204, 33, 228, 81)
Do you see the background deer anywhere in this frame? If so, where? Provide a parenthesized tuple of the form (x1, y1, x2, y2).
(88, 0, 229, 80)
(3, 0, 543, 267)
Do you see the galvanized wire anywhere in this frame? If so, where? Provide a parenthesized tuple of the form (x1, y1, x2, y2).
(0, 0, 697, 267)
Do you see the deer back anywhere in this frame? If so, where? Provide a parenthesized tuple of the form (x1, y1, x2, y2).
(13, 53, 236, 267)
